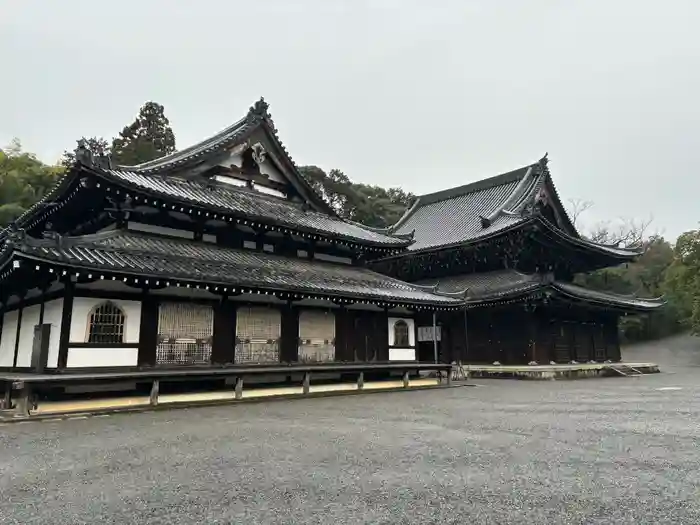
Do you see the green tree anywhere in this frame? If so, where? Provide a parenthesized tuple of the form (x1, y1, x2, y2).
(663, 229, 700, 332)
(0, 139, 63, 227)
(299, 165, 414, 227)
(111, 101, 176, 166)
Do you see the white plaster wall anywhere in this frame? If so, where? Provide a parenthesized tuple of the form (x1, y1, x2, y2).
(66, 347, 139, 368)
(259, 159, 286, 184)
(389, 348, 416, 361)
(219, 149, 286, 184)
(255, 185, 286, 198)
(214, 174, 247, 187)
(16, 304, 40, 367)
(0, 310, 19, 367)
(44, 299, 64, 368)
(387, 317, 416, 347)
(70, 297, 141, 344)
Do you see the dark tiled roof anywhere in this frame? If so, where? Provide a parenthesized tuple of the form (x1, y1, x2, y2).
(553, 282, 664, 310)
(99, 169, 409, 247)
(120, 117, 251, 173)
(390, 157, 641, 258)
(416, 270, 540, 298)
(15, 231, 458, 306)
(393, 164, 543, 251)
(416, 270, 663, 311)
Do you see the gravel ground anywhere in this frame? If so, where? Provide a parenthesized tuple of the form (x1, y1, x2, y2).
(1, 335, 699, 524)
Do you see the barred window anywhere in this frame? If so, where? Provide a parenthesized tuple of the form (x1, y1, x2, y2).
(87, 301, 125, 344)
(394, 320, 410, 347)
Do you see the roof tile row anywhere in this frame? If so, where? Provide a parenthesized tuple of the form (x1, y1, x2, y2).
(17, 231, 458, 305)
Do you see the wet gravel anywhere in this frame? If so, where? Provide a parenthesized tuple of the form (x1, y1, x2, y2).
(1, 335, 699, 524)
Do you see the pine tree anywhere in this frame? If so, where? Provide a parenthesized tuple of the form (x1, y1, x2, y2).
(111, 102, 176, 166)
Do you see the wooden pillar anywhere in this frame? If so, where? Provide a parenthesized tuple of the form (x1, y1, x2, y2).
(432, 311, 439, 363)
(138, 292, 159, 367)
(528, 311, 538, 363)
(334, 306, 350, 362)
(376, 308, 390, 362)
(57, 280, 74, 369)
(38, 288, 46, 326)
(31, 287, 50, 373)
(212, 298, 236, 365)
(607, 314, 621, 361)
(0, 305, 4, 351)
(12, 295, 25, 368)
(280, 302, 299, 363)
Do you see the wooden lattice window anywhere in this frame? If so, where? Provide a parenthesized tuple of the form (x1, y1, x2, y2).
(87, 301, 125, 344)
(394, 320, 410, 347)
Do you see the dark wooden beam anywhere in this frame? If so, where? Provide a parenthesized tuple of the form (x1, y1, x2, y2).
(280, 302, 299, 363)
(57, 279, 74, 369)
(12, 295, 24, 368)
(212, 298, 236, 365)
(138, 290, 159, 367)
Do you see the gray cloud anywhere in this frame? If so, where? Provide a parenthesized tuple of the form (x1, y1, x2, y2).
(1, 0, 697, 239)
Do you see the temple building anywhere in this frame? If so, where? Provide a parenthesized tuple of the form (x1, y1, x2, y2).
(0, 98, 460, 375)
(370, 156, 664, 364)
(0, 99, 663, 378)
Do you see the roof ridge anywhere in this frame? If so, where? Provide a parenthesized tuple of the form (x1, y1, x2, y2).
(417, 160, 541, 206)
(118, 115, 250, 172)
(117, 97, 271, 172)
(479, 164, 538, 228)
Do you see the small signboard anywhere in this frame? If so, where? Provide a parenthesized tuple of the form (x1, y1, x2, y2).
(417, 326, 441, 342)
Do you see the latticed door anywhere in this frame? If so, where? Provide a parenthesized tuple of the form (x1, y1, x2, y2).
(575, 324, 592, 362)
(235, 306, 281, 363)
(553, 321, 573, 363)
(156, 302, 214, 365)
(298, 310, 335, 363)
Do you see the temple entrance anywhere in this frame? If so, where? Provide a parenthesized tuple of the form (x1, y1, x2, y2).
(593, 324, 606, 361)
(348, 312, 387, 362)
(156, 303, 214, 365)
(298, 309, 335, 362)
(235, 306, 281, 364)
(574, 324, 592, 362)
(552, 320, 574, 363)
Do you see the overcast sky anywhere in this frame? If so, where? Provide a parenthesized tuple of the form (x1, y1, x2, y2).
(1, 0, 697, 240)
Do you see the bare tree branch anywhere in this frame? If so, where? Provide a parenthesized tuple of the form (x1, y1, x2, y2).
(567, 198, 594, 227)
(587, 215, 654, 248)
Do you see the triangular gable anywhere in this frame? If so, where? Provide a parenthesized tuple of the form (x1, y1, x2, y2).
(117, 98, 335, 216)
